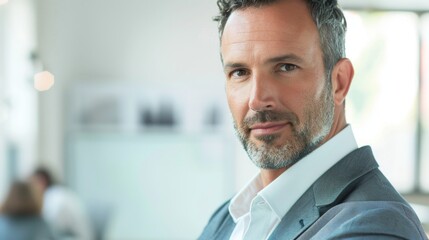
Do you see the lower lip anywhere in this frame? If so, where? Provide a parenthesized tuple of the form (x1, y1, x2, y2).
(251, 123, 291, 136)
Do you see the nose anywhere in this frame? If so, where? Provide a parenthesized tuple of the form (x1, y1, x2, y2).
(248, 73, 276, 112)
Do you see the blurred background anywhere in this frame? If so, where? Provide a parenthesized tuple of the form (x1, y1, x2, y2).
(0, 0, 428, 239)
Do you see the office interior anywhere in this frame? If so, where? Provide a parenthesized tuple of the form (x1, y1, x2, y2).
(0, 0, 429, 239)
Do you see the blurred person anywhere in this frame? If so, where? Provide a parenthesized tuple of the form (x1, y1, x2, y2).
(199, 0, 427, 239)
(0, 181, 55, 240)
(31, 167, 94, 240)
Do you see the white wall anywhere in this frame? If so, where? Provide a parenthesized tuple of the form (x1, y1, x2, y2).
(36, 0, 226, 181)
(35, 1, 245, 238)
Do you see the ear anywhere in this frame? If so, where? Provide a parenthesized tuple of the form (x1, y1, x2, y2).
(331, 58, 354, 106)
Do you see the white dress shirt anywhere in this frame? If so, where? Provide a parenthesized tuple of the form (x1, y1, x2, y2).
(43, 185, 94, 240)
(229, 125, 358, 240)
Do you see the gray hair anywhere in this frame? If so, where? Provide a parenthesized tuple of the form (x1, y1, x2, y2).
(214, 0, 347, 75)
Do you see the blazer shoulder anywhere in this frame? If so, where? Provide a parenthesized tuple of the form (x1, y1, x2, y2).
(208, 200, 231, 223)
(302, 201, 428, 240)
(198, 200, 234, 240)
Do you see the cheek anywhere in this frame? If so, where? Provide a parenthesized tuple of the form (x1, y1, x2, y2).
(279, 89, 315, 123)
(226, 85, 249, 123)
(284, 75, 326, 106)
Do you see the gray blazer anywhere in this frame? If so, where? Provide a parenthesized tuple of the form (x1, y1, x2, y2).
(199, 146, 428, 240)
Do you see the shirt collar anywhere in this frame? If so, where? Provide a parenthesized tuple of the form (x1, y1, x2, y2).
(229, 125, 358, 222)
(229, 172, 263, 222)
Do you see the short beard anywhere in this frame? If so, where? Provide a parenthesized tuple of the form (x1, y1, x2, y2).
(233, 83, 335, 170)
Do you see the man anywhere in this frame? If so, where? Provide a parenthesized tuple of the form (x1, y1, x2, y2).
(31, 167, 94, 240)
(199, 0, 427, 239)
(0, 181, 55, 240)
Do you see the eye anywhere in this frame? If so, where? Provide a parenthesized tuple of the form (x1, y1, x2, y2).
(230, 69, 249, 78)
(278, 64, 298, 72)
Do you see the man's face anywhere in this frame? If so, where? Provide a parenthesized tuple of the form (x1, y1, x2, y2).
(221, 0, 335, 169)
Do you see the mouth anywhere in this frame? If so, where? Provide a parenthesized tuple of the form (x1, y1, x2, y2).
(249, 122, 291, 137)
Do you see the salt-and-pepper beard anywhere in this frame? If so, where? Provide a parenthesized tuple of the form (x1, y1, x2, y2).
(233, 82, 335, 170)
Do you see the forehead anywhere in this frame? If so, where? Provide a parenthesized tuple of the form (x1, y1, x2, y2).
(221, 0, 320, 61)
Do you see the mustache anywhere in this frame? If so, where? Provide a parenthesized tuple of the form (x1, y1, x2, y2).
(243, 110, 299, 128)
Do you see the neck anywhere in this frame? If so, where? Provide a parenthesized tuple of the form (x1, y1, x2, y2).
(260, 167, 287, 187)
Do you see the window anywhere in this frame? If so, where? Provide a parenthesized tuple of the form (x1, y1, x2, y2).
(345, 10, 426, 193)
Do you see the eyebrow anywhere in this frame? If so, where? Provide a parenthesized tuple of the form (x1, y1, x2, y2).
(223, 54, 304, 71)
(223, 62, 247, 71)
(265, 54, 304, 65)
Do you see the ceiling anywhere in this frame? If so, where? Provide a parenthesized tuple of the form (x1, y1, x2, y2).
(339, 0, 429, 11)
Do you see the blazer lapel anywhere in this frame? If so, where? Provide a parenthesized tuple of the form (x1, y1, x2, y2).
(313, 146, 378, 211)
(211, 215, 235, 240)
(268, 187, 320, 240)
(269, 146, 379, 240)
